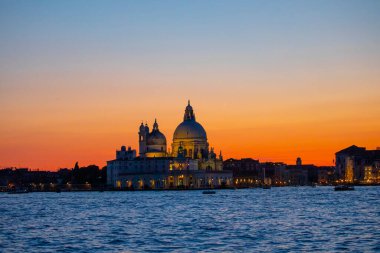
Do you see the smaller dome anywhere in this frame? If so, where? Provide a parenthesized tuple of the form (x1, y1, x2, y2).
(147, 130, 166, 145)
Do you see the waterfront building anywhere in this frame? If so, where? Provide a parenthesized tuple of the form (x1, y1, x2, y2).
(224, 158, 260, 186)
(224, 156, 334, 187)
(284, 158, 335, 186)
(0, 166, 106, 191)
(317, 166, 335, 185)
(269, 162, 288, 185)
(285, 164, 310, 186)
(335, 145, 380, 183)
(107, 101, 233, 189)
(223, 158, 288, 187)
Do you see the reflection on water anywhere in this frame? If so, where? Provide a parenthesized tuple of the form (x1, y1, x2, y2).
(1, 187, 379, 252)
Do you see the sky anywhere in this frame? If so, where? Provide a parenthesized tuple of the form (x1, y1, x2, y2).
(1, 0, 379, 170)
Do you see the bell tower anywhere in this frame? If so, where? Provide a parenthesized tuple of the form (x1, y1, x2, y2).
(139, 122, 147, 157)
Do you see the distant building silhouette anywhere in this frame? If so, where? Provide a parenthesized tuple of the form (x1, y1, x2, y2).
(224, 157, 334, 187)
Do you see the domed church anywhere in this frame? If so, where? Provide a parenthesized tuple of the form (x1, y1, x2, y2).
(107, 101, 232, 190)
(172, 101, 209, 159)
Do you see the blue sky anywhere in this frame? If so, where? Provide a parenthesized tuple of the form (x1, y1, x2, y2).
(1, 0, 379, 169)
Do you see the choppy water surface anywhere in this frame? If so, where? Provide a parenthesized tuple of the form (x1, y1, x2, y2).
(1, 187, 379, 252)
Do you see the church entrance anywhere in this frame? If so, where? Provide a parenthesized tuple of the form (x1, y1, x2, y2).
(178, 175, 184, 188)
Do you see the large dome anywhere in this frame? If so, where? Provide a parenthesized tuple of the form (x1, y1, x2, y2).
(171, 101, 209, 159)
(173, 120, 207, 140)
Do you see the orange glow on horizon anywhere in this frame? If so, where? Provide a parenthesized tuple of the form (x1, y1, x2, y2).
(1, 94, 379, 171)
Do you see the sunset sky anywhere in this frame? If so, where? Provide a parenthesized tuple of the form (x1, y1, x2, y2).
(1, 0, 379, 170)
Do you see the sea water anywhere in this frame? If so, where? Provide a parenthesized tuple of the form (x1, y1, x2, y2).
(1, 187, 379, 252)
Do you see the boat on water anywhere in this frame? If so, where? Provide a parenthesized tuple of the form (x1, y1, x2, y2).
(8, 189, 29, 194)
(202, 190, 216, 194)
(334, 185, 355, 191)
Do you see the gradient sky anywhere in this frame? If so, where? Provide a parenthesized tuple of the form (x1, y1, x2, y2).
(1, 0, 379, 170)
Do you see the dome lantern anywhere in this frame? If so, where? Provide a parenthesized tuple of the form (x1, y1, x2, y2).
(153, 118, 159, 131)
(184, 100, 195, 121)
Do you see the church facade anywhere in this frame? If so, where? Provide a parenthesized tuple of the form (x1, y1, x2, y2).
(107, 101, 232, 189)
